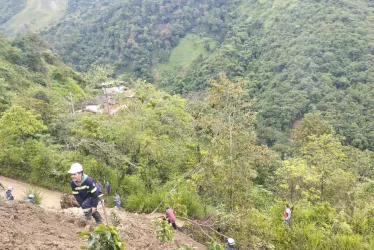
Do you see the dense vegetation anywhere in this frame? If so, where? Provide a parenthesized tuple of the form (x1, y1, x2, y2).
(42, 0, 236, 78)
(168, 0, 374, 152)
(1, 0, 374, 249)
(38, 0, 374, 152)
(0, 0, 25, 25)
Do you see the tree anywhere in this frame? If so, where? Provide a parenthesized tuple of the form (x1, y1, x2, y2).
(0, 105, 46, 143)
(195, 74, 274, 211)
(292, 112, 333, 148)
(299, 134, 355, 206)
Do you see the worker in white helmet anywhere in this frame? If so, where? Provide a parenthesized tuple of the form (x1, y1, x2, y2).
(5, 186, 14, 200)
(68, 162, 103, 223)
(225, 238, 236, 250)
(26, 194, 35, 204)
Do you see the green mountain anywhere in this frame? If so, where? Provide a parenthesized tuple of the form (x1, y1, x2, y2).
(0, 0, 67, 36)
(41, 0, 236, 76)
(165, 0, 374, 151)
(0, 32, 86, 112)
(40, 0, 374, 151)
(2, 0, 373, 151)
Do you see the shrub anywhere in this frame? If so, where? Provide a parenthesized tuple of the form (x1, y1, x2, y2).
(207, 242, 224, 250)
(173, 244, 197, 250)
(79, 224, 125, 250)
(152, 218, 174, 243)
(22, 188, 44, 205)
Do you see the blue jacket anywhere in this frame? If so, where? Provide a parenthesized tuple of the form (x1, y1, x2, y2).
(70, 174, 99, 209)
(5, 190, 14, 200)
(26, 198, 35, 204)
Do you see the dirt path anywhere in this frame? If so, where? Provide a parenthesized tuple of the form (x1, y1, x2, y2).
(0, 175, 62, 208)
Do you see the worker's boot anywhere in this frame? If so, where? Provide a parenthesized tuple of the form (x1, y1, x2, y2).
(92, 210, 103, 224)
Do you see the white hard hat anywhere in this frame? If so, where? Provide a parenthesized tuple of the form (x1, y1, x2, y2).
(68, 162, 83, 174)
(228, 238, 235, 245)
(7, 186, 13, 190)
(28, 194, 34, 198)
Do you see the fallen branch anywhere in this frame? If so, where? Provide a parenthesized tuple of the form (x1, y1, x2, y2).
(176, 216, 229, 239)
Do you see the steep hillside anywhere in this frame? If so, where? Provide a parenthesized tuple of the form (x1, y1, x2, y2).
(0, 0, 26, 25)
(0, 197, 206, 250)
(37, 0, 374, 150)
(0, 0, 67, 36)
(42, 0, 237, 77)
(172, 0, 374, 150)
(0, 32, 86, 112)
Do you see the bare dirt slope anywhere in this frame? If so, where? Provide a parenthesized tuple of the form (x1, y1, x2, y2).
(0, 176, 206, 249)
(0, 198, 85, 250)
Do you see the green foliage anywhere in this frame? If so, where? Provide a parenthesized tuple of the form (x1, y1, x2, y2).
(0, 105, 47, 142)
(173, 244, 197, 250)
(207, 242, 224, 250)
(79, 224, 125, 250)
(84, 64, 115, 88)
(152, 218, 174, 243)
(21, 188, 43, 205)
(0, 0, 67, 35)
(194, 75, 277, 210)
(292, 112, 333, 148)
(42, 0, 237, 78)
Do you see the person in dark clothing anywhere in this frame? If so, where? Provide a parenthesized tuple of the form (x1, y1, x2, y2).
(68, 163, 103, 223)
(26, 194, 35, 204)
(114, 193, 121, 208)
(224, 238, 236, 250)
(5, 186, 14, 200)
(105, 181, 111, 194)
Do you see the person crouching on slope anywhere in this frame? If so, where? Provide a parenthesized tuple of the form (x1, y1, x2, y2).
(225, 238, 236, 250)
(68, 163, 103, 223)
(26, 194, 35, 204)
(5, 186, 14, 200)
(165, 207, 178, 229)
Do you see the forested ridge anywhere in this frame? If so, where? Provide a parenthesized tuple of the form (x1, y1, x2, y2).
(1, 0, 374, 249)
(38, 0, 374, 152)
(43, 0, 236, 76)
(0, 0, 25, 25)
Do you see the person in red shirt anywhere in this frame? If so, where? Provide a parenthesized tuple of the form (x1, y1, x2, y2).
(165, 207, 177, 229)
(284, 204, 291, 226)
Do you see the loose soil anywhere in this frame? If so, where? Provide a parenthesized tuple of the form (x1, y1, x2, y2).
(0, 176, 206, 249)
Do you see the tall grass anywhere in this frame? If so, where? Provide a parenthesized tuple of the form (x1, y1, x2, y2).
(22, 188, 44, 205)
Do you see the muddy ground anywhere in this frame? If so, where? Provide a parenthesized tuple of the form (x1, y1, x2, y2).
(0, 176, 206, 250)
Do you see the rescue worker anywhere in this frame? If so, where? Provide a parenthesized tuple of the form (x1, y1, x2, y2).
(5, 186, 14, 200)
(68, 163, 103, 223)
(26, 194, 35, 204)
(224, 238, 236, 250)
(114, 193, 121, 208)
(95, 180, 103, 196)
(94, 180, 104, 209)
(105, 181, 111, 194)
(165, 207, 177, 229)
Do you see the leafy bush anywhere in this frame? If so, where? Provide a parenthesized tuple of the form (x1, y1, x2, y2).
(173, 244, 197, 250)
(22, 188, 43, 205)
(79, 224, 125, 250)
(207, 242, 224, 250)
(152, 218, 174, 243)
